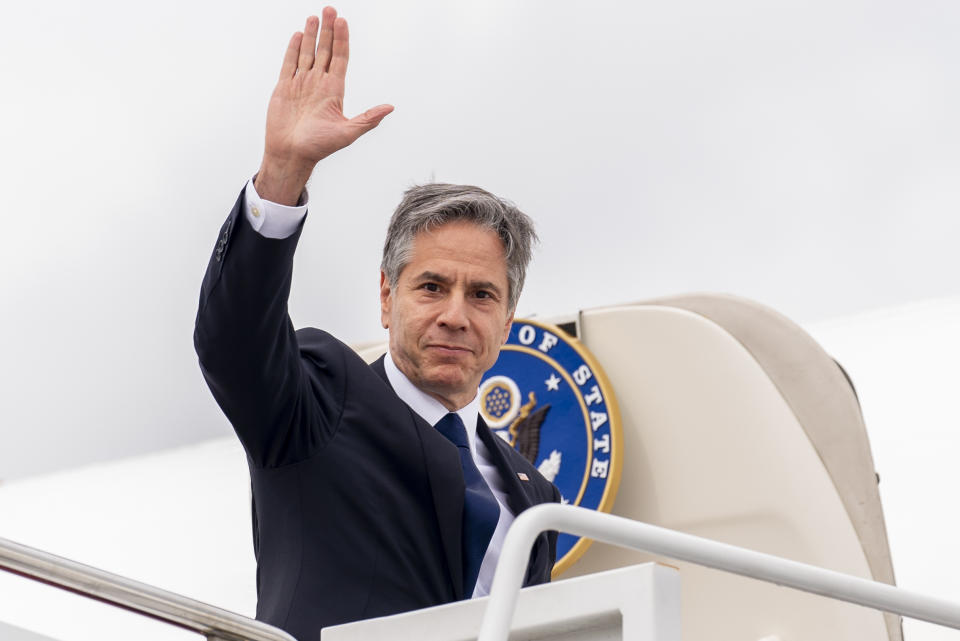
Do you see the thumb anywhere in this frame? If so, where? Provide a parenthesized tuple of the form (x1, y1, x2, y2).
(349, 104, 394, 136)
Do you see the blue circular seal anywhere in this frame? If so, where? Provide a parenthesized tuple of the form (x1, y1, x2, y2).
(479, 318, 622, 576)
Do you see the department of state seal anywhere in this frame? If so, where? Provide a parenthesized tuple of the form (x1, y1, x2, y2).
(479, 318, 622, 576)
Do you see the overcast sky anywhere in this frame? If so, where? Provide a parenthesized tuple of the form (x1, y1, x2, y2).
(1, 0, 958, 480)
(1, 3, 960, 639)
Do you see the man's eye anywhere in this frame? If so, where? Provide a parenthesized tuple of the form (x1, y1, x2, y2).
(422, 283, 440, 292)
(475, 290, 491, 299)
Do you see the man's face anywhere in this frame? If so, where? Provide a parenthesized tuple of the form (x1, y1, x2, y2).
(380, 221, 514, 410)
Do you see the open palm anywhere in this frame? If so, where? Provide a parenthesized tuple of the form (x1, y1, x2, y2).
(257, 8, 393, 203)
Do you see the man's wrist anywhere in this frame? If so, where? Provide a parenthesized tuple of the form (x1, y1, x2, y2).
(244, 176, 309, 239)
(254, 155, 314, 206)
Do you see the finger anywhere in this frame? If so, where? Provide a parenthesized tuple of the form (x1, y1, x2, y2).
(279, 32, 302, 79)
(329, 17, 349, 79)
(349, 104, 394, 136)
(297, 15, 320, 71)
(315, 6, 337, 72)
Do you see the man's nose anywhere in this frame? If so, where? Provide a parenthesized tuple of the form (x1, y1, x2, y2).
(437, 293, 469, 330)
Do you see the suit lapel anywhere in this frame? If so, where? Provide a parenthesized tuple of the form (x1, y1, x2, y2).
(476, 419, 556, 585)
(370, 356, 466, 599)
(475, 419, 535, 516)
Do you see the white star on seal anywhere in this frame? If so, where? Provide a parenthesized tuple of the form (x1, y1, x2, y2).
(545, 373, 561, 391)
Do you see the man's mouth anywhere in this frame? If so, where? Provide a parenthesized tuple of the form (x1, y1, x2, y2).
(425, 344, 472, 355)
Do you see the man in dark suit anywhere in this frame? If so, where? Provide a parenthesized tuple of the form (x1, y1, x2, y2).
(194, 7, 560, 640)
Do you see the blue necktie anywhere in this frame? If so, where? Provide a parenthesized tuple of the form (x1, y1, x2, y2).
(434, 412, 500, 597)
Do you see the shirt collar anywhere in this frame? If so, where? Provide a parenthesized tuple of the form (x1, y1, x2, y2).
(384, 351, 481, 455)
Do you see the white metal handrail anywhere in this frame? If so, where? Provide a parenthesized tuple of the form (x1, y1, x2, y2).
(479, 504, 960, 641)
(0, 536, 295, 641)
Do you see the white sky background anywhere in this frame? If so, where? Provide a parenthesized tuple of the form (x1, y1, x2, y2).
(1, 0, 959, 478)
(0, 1, 959, 635)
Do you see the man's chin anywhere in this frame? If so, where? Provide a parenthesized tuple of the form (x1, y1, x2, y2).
(421, 367, 475, 398)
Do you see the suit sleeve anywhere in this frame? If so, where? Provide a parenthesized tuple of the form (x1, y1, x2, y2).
(193, 187, 345, 468)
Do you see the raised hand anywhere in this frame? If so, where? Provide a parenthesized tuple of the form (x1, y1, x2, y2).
(255, 7, 393, 205)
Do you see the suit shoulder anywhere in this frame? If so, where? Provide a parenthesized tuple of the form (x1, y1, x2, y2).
(294, 328, 386, 382)
(295, 326, 341, 347)
(294, 328, 362, 361)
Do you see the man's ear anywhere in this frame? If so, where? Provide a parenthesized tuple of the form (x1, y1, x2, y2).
(379, 271, 392, 329)
(502, 309, 515, 345)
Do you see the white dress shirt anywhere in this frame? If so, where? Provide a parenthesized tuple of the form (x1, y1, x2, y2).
(241, 177, 516, 598)
(242, 176, 309, 238)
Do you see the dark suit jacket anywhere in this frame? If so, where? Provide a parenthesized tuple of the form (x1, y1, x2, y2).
(194, 189, 560, 641)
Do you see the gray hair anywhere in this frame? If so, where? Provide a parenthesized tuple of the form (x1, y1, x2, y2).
(381, 183, 538, 311)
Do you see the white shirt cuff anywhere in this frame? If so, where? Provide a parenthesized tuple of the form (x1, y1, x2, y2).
(243, 176, 309, 239)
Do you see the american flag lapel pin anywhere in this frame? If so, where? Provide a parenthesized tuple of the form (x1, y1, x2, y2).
(517, 472, 529, 481)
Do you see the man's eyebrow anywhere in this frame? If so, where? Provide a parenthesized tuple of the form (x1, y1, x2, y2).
(413, 271, 452, 285)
